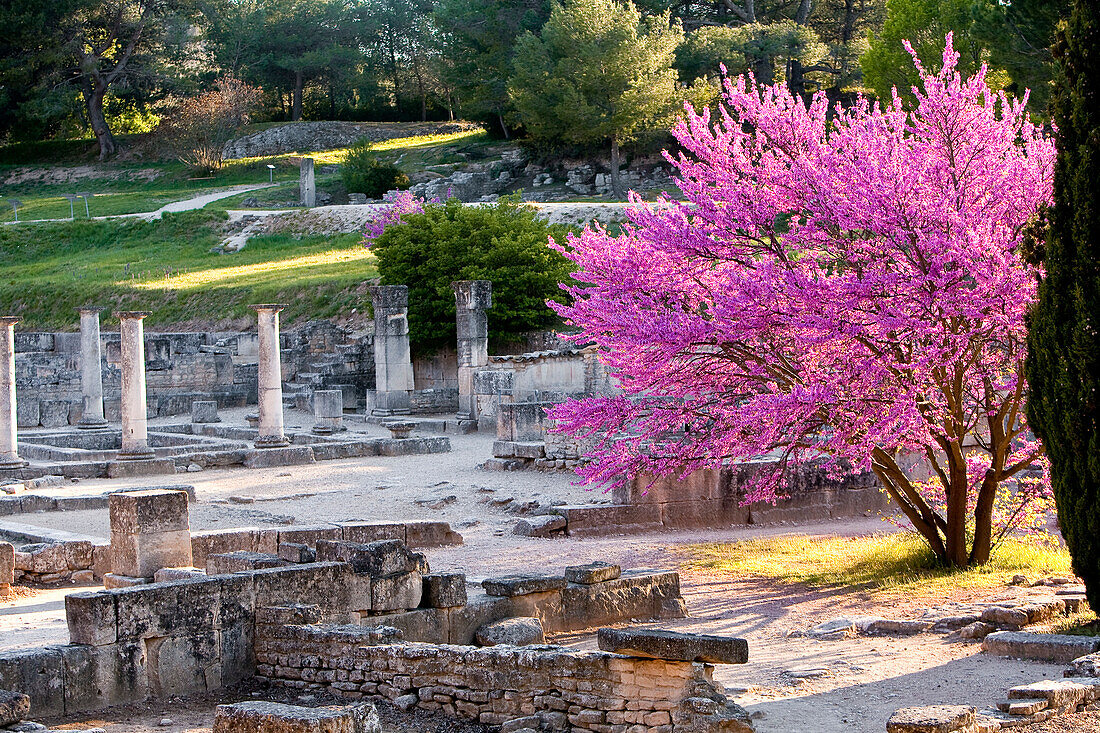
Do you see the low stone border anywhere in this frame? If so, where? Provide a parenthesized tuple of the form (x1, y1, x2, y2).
(982, 631, 1100, 664)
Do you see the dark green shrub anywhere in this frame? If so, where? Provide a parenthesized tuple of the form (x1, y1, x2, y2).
(1026, 0, 1100, 611)
(370, 196, 574, 352)
(342, 141, 410, 198)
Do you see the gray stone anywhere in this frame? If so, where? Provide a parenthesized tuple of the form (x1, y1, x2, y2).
(394, 694, 418, 712)
(513, 515, 566, 537)
(886, 706, 976, 733)
(371, 571, 422, 612)
(207, 551, 285, 575)
(191, 401, 220, 423)
(278, 542, 317, 564)
(957, 621, 995, 640)
(422, 573, 466, 608)
(982, 631, 1100, 663)
(403, 521, 462, 547)
(1067, 652, 1100, 677)
(212, 701, 381, 733)
(0, 542, 13, 586)
(65, 590, 118, 646)
(565, 562, 621, 585)
(475, 616, 545, 646)
(864, 619, 934, 636)
(153, 567, 207, 582)
(482, 574, 567, 597)
(0, 689, 30, 726)
(315, 539, 423, 578)
(597, 627, 748, 664)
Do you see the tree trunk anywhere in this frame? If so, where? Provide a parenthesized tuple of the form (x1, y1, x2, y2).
(292, 71, 304, 121)
(610, 137, 623, 199)
(83, 83, 116, 161)
(788, 59, 807, 101)
(944, 445, 971, 568)
(498, 114, 510, 140)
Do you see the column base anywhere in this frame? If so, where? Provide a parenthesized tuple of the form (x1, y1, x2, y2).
(116, 447, 156, 461)
(371, 409, 412, 417)
(0, 457, 28, 470)
(77, 417, 110, 430)
(311, 425, 335, 435)
(456, 419, 479, 434)
(254, 434, 291, 449)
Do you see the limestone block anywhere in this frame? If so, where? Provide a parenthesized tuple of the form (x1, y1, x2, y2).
(565, 562, 621, 585)
(278, 542, 316, 564)
(482, 574, 567, 597)
(114, 577, 222, 640)
(597, 628, 748, 664)
(0, 542, 13, 586)
(213, 701, 381, 733)
(982, 631, 1100, 663)
(362, 608, 447, 644)
(251, 562, 354, 612)
(422, 573, 467, 608)
(475, 617, 545, 647)
(0, 689, 29, 725)
(243, 446, 315, 469)
(560, 570, 684, 630)
(513, 515, 566, 538)
(65, 590, 118, 646)
(1067, 652, 1100, 678)
(371, 571, 423, 612)
(154, 567, 207, 582)
(403, 521, 462, 547)
(0, 647, 65, 718)
(886, 706, 976, 733)
(276, 525, 341, 547)
(338, 522, 405, 545)
(550, 504, 662, 536)
(208, 551, 286, 575)
(192, 400, 220, 423)
(40, 400, 73, 428)
(61, 641, 147, 713)
(191, 528, 262, 569)
(16, 399, 40, 428)
(112, 530, 193, 579)
(316, 539, 423, 578)
(109, 489, 190, 535)
(103, 573, 149, 589)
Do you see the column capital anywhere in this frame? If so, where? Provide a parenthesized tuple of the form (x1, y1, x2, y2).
(0, 316, 19, 327)
(248, 304, 287, 313)
(77, 305, 105, 315)
(452, 280, 493, 310)
(114, 311, 151, 320)
(369, 285, 408, 310)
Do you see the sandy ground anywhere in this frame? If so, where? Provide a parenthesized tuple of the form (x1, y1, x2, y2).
(2, 413, 1093, 732)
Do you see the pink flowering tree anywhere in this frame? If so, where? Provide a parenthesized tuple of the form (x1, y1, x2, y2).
(549, 37, 1056, 568)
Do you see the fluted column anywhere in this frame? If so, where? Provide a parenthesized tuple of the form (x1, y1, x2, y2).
(115, 311, 155, 460)
(251, 304, 290, 448)
(453, 280, 492, 429)
(77, 306, 108, 430)
(0, 317, 26, 469)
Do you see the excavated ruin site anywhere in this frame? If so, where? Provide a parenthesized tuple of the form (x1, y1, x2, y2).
(1, 283, 1098, 733)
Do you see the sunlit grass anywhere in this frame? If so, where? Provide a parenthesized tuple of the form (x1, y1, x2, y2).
(1046, 610, 1100, 636)
(128, 247, 375, 291)
(686, 532, 1074, 597)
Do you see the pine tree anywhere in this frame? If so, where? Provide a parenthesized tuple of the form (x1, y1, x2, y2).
(1025, 0, 1100, 610)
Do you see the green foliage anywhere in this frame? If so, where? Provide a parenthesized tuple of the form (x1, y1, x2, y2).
(676, 21, 828, 85)
(435, 0, 551, 136)
(370, 197, 574, 352)
(508, 0, 684, 152)
(341, 141, 411, 197)
(1025, 0, 1100, 613)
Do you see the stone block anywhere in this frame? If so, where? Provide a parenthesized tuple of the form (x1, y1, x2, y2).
(154, 567, 207, 582)
(560, 570, 684, 630)
(243, 446, 315, 469)
(192, 400, 220, 423)
(513, 442, 545, 459)
(251, 562, 353, 612)
(982, 631, 1100, 664)
(1066, 652, 1100, 678)
(445, 591, 520, 645)
(338, 522, 406, 544)
(0, 689, 30, 725)
(191, 529, 259, 569)
(109, 489, 190, 535)
(482, 574, 566, 597)
(278, 542, 316, 564)
(114, 577, 222, 640)
(886, 706, 976, 733)
(475, 617, 544, 646)
(552, 505, 662, 536)
(61, 641, 147, 713)
(404, 521, 462, 547)
(0, 542, 13, 586)
(112, 529, 194, 578)
(363, 608, 447, 644)
(0, 647, 64, 718)
(65, 590, 118, 646)
(213, 701, 381, 733)
(513, 515, 567, 538)
(106, 458, 177, 478)
(208, 551, 286, 575)
(16, 398, 40, 428)
(316, 539, 423, 577)
(372, 571, 423, 612)
(422, 573, 467, 608)
(565, 562, 622, 585)
(598, 627, 748, 664)
(103, 573, 148, 589)
(40, 400, 73, 428)
(277, 525, 341, 547)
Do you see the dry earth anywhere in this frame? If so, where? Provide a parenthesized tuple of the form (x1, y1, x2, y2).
(2, 409, 1095, 732)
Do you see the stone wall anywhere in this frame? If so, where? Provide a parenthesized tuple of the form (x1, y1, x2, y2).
(255, 614, 751, 732)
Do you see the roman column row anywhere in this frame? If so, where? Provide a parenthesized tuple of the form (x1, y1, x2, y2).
(0, 281, 493, 469)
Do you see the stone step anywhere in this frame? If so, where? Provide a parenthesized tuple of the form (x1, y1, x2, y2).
(997, 698, 1048, 715)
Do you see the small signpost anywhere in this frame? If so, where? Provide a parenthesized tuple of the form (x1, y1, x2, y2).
(75, 192, 93, 217)
(9, 199, 21, 223)
(62, 193, 80, 219)
(267, 164, 275, 183)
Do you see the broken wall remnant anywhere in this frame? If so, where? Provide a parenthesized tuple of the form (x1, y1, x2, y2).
(106, 488, 193, 586)
(452, 280, 492, 431)
(370, 286, 414, 416)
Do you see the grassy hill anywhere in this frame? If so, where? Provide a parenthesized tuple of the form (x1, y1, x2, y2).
(0, 210, 375, 331)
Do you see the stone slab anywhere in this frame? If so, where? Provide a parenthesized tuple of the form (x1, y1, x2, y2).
(597, 627, 748, 664)
(886, 705, 976, 733)
(243, 446, 315, 469)
(422, 572, 466, 608)
(482, 574, 567, 597)
(212, 701, 381, 733)
(106, 458, 177, 478)
(0, 689, 30, 726)
(109, 490, 190, 535)
(403, 520, 462, 547)
(513, 515, 566, 537)
(475, 616, 545, 646)
(983, 631, 1100, 664)
(565, 562, 621, 585)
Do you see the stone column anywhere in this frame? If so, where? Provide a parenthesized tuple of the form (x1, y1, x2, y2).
(453, 280, 492, 429)
(300, 157, 316, 208)
(251, 304, 290, 448)
(77, 306, 108, 430)
(312, 389, 343, 434)
(115, 312, 154, 460)
(370, 286, 414, 416)
(0, 317, 26, 469)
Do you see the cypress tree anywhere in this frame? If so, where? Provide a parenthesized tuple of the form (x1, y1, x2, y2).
(1026, 0, 1100, 611)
